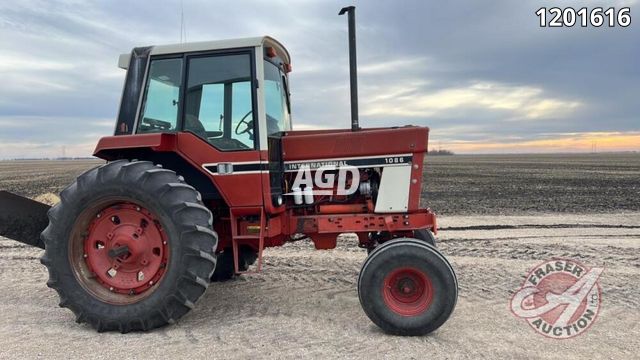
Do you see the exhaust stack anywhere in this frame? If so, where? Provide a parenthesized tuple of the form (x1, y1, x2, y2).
(339, 6, 360, 131)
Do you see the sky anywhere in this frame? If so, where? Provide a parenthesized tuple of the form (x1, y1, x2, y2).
(0, 0, 638, 158)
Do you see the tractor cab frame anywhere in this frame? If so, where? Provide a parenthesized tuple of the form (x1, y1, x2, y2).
(115, 36, 292, 151)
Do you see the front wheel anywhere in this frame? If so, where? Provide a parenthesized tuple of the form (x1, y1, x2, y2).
(358, 238, 457, 336)
(367, 229, 436, 254)
(41, 160, 217, 332)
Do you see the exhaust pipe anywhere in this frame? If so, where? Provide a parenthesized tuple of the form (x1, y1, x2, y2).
(339, 6, 360, 131)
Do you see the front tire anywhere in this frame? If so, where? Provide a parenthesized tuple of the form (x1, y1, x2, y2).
(367, 229, 436, 254)
(40, 160, 217, 332)
(358, 238, 457, 336)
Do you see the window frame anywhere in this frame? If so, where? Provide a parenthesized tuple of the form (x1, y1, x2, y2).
(135, 54, 184, 134)
(135, 47, 260, 152)
(262, 58, 292, 134)
(264, 57, 292, 115)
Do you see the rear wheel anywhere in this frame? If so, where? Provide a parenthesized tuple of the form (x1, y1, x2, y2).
(41, 160, 217, 332)
(358, 238, 457, 335)
(211, 247, 258, 282)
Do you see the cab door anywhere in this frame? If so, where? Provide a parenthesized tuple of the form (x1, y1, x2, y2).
(136, 50, 264, 207)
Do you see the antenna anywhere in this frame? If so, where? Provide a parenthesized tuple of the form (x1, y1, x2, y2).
(180, 0, 187, 43)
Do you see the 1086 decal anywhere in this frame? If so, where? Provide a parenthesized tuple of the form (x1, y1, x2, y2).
(536, 7, 631, 27)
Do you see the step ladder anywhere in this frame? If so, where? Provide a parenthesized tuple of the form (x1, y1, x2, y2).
(229, 207, 265, 274)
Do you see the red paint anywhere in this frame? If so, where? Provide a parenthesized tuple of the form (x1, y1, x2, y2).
(94, 132, 264, 208)
(308, 210, 436, 234)
(83, 203, 169, 295)
(318, 203, 368, 214)
(382, 267, 434, 317)
(311, 233, 337, 250)
(408, 151, 425, 211)
(281, 126, 428, 161)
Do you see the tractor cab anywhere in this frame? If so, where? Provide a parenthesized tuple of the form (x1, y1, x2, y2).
(115, 36, 292, 152)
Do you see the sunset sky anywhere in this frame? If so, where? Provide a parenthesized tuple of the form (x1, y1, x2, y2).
(0, 0, 638, 158)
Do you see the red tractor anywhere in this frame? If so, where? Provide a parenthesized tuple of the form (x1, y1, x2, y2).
(0, 7, 457, 335)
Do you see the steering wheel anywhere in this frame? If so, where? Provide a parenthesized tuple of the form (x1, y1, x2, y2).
(234, 110, 254, 135)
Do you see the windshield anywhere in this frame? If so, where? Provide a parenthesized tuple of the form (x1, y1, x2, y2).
(263, 60, 291, 134)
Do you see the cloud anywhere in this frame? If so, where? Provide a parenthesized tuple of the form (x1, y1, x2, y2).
(439, 131, 640, 154)
(359, 57, 431, 75)
(362, 81, 582, 120)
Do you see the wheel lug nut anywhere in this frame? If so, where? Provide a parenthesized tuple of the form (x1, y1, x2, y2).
(136, 207, 141, 211)
(96, 213, 101, 218)
(148, 281, 154, 285)
(109, 287, 114, 292)
(83, 254, 88, 258)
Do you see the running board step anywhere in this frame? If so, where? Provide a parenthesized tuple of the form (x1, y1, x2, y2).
(229, 208, 265, 274)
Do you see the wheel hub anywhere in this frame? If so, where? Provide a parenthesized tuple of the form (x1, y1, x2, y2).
(84, 203, 168, 295)
(382, 267, 434, 316)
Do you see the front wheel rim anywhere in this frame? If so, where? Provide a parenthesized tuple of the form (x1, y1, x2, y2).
(382, 267, 434, 316)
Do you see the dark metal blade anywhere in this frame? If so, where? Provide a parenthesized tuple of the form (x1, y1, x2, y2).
(0, 191, 50, 249)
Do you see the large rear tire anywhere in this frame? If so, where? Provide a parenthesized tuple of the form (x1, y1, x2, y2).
(358, 238, 457, 336)
(211, 247, 258, 282)
(40, 160, 217, 332)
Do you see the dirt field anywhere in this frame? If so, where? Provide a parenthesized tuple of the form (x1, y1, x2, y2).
(0, 154, 639, 359)
(423, 153, 640, 215)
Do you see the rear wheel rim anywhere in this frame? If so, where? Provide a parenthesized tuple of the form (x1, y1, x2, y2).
(382, 267, 434, 316)
(69, 200, 169, 305)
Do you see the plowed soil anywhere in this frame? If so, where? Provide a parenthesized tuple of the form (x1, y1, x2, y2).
(0, 154, 639, 359)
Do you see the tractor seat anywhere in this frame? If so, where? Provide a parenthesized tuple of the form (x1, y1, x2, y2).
(183, 114, 209, 140)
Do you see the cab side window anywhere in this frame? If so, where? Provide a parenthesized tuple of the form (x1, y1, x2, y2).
(138, 58, 183, 133)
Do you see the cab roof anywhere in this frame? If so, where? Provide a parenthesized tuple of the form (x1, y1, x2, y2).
(118, 36, 290, 69)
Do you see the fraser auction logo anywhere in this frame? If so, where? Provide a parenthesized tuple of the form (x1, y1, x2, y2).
(510, 258, 604, 339)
